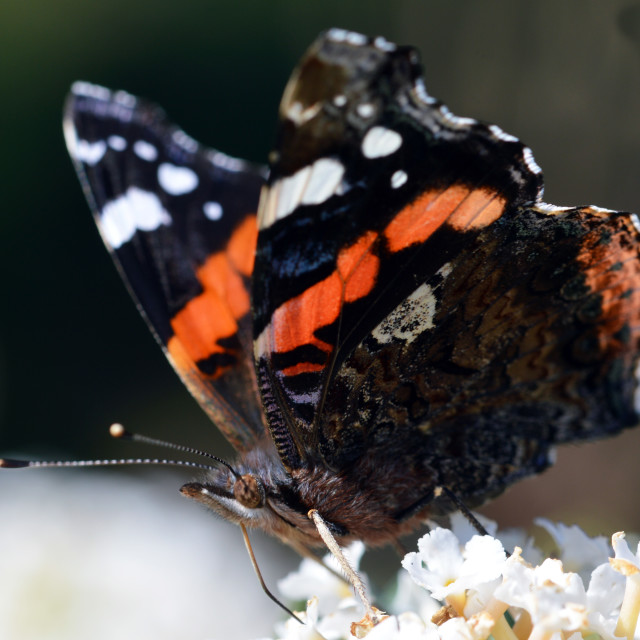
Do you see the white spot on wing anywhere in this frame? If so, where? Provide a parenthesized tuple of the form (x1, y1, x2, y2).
(333, 95, 347, 107)
(361, 126, 402, 159)
(100, 187, 171, 249)
(259, 158, 345, 229)
(203, 201, 223, 220)
(133, 140, 158, 162)
(630, 213, 640, 233)
(158, 163, 199, 195)
(391, 170, 408, 189)
(357, 103, 375, 118)
(75, 139, 107, 165)
(108, 135, 127, 151)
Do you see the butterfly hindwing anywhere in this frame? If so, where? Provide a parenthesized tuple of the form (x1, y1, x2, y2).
(64, 82, 266, 452)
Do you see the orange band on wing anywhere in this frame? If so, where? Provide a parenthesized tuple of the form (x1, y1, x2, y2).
(198, 253, 251, 321)
(196, 214, 257, 321)
(228, 214, 258, 276)
(170, 291, 237, 363)
(272, 231, 380, 355)
(384, 185, 505, 252)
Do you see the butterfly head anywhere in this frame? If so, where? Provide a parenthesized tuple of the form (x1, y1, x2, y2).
(178, 446, 325, 546)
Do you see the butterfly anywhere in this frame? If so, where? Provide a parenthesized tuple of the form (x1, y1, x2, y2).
(61, 28, 640, 557)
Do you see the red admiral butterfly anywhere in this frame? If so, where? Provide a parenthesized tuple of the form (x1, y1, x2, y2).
(12, 28, 640, 567)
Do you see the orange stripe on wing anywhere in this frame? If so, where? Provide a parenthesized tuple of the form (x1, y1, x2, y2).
(338, 231, 380, 302)
(384, 185, 505, 252)
(228, 214, 258, 276)
(271, 231, 381, 356)
(170, 290, 237, 364)
(198, 253, 250, 321)
(196, 214, 257, 321)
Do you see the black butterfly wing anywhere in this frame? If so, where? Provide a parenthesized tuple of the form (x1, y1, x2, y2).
(64, 82, 267, 452)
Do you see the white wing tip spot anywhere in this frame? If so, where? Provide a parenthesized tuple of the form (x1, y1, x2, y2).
(357, 103, 375, 118)
(361, 126, 403, 159)
(133, 140, 158, 162)
(158, 163, 199, 195)
(108, 135, 127, 151)
(75, 139, 107, 165)
(100, 187, 171, 249)
(71, 81, 112, 101)
(391, 170, 408, 189)
(203, 201, 223, 221)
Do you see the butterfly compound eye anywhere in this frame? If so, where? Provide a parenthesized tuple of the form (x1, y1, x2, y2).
(234, 474, 265, 509)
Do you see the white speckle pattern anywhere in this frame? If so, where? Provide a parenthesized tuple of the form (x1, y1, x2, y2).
(100, 187, 171, 249)
(361, 126, 403, 159)
(203, 201, 223, 221)
(372, 283, 437, 345)
(133, 140, 158, 162)
(108, 135, 127, 151)
(172, 129, 199, 154)
(75, 139, 107, 165)
(357, 103, 375, 118)
(333, 95, 347, 107)
(438, 105, 477, 128)
(374, 36, 396, 51)
(522, 147, 542, 174)
(391, 170, 408, 189)
(113, 90, 136, 108)
(259, 157, 346, 229)
(327, 29, 367, 46)
(208, 151, 253, 174)
(413, 78, 435, 104)
(534, 202, 571, 215)
(71, 81, 111, 101)
(488, 124, 519, 143)
(157, 163, 199, 195)
(630, 214, 640, 234)
(372, 263, 452, 345)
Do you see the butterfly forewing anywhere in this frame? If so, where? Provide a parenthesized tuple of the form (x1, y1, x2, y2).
(64, 82, 266, 451)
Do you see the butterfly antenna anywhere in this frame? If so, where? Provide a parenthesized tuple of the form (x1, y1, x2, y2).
(0, 424, 239, 476)
(0, 456, 216, 471)
(108, 423, 241, 478)
(240, 524, 304, 625)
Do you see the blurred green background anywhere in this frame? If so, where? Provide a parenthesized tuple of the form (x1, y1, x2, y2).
(2, 0, 640, 540)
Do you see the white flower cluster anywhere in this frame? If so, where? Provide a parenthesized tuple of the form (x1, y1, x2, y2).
(267, 515, 640, 640)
